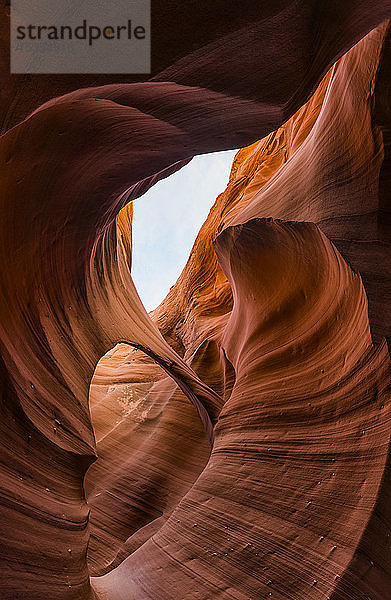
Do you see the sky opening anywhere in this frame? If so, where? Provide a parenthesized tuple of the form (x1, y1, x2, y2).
(131, 149, 237, 312)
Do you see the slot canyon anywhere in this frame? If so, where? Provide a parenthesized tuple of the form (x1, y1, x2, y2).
(1, 2, 391, 599)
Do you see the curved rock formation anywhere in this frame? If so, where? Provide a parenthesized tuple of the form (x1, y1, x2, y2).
(92, 219, 391, 599)
(0, 2, 391, 599)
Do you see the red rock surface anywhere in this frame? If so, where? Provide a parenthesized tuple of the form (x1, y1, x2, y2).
(0, 3, 391, 599)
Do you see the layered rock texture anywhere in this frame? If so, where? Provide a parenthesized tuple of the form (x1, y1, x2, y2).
(1, 2, 391, 599)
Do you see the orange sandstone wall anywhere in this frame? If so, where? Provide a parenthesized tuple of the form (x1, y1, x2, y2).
(0, 3, 390, 600)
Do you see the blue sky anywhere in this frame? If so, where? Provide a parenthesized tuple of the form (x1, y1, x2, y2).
(131, 150, 237, 312)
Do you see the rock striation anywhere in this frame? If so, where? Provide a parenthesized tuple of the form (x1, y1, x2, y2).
(0, 2, 391, 599)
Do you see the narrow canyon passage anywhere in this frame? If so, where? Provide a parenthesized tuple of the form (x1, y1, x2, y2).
(1, 3, 391, 600)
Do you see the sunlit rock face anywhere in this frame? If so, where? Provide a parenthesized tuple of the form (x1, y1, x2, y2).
(0, 3, 391, 600)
